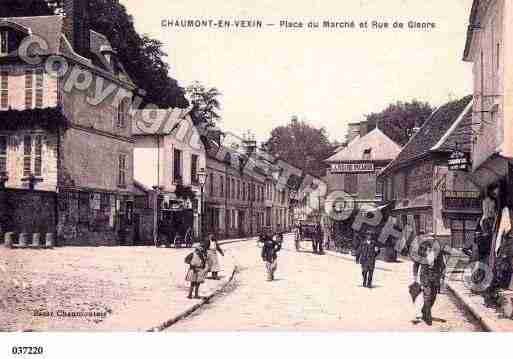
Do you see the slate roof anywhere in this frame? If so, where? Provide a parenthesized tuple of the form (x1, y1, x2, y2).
(0, 15, 134, 87)
(325, 128, 401, 162)
(381, 95, 473, 175)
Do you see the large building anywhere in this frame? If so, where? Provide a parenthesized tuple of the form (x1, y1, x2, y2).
(132, 109, 207, 244)
(462, 0, 513, 289)
(325, 127, 402, 209)
(379, 96, 477, 247)
(0, 0, 138, 245)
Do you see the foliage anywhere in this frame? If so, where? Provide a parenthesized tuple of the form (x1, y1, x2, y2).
(263, 116, 338, 178)
(186, 81, 222, 126)
(0, 107, 69, 132)
(365, 100, 434, 146)
(87, 0, 188, 109)
(0, 0, 53, 17)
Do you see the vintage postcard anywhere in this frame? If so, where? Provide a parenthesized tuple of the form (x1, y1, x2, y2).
(1, 1, 513, 352)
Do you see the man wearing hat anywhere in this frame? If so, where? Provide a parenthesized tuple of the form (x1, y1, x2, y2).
(358, 229, 380, 288)
(411, 238, 447, 325)
(184, 243, 207, 299)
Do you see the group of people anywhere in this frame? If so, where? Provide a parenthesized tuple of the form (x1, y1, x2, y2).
(353, 228, 447, 326)
(184, 234, 224, 299)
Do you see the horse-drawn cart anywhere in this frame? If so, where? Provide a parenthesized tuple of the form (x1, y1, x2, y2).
(294, 221, 323, 253)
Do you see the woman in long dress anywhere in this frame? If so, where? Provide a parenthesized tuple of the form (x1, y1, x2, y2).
(206, 234, 224, 280)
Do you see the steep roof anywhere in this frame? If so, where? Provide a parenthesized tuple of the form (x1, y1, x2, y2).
(381, 95, 473, 175)
(0, 15, 135, 88)
(325, 128, 401, 162)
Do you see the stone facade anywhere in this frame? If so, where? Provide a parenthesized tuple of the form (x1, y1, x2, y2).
(0, 14, 138, 246)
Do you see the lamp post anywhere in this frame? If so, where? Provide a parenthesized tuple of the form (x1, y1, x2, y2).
(197, 167, 207, 241)
(288, 188, 297, 230)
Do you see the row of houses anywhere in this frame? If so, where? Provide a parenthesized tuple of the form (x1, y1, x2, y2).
(0, 0, 327, 246)
(323, 0, 512, 290)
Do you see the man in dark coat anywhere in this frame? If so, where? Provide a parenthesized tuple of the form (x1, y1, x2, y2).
(412, 239, 446, 325)
(358, 231, 380, 288)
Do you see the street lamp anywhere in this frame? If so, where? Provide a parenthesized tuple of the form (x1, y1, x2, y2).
(288, 188, 297, 230)
(197, 167, 207, 241)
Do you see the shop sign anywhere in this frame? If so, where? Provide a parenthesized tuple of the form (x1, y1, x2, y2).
(443, 191, 481, 210)
(448, 150, 470, 171)
(331, 162, 374, 173)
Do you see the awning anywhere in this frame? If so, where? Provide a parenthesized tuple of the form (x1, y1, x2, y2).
(467, 154, 511, 189)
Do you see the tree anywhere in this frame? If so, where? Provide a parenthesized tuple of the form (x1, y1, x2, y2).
(0, 0, 53, 17)
(365, 100, 434, 146)
(186, 81, 222, 127)
(263, 116, 338, 178)
(88, 0, 188, 109)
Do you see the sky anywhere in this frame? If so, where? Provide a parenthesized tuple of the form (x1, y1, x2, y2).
(119, 0, 474, 144)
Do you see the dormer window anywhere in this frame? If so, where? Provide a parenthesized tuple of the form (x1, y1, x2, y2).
(0, 30, 8, 56)
(363, 148, 372, 160)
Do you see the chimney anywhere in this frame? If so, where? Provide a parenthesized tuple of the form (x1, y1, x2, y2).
(61, 0, 91, 58)
(242, 131, 257, 157)
(359, 121, 368, 137)
(345, 122, 361, 143)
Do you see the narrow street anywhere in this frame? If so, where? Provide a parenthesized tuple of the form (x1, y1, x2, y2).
(170, 234, 481, 331)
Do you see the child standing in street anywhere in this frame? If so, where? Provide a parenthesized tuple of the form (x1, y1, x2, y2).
(185, 243, 207, 299)
(261, 234, 282, 281)
(205, 234, 225, 280)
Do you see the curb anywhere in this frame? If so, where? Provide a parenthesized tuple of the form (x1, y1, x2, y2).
(445, 281, 495, 332)
(147, 264, 238, 332)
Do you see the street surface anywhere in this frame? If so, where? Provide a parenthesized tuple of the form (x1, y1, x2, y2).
(171, 234, 481, 331)
(0, 246, 235, 331)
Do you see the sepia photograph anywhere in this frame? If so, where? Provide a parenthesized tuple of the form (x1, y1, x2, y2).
(1, 0, 513, 356)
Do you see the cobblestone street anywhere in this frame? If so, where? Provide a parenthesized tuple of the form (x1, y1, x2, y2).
(171, 234, 482, 331)
(0, 245, 236, 331)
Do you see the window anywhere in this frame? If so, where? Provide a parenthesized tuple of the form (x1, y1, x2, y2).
(34, 135, 42, 176)
(209, 173, 214, 195)
(231, 178, 235, 199)
(344, 173, 358, 194)
(173, 148, 182, 183)
(226, 177, 231, 199)
(0, 70, 8, 109)
(242, 182, 246, 201)
(220, 175, 224, 197)
(191, 154, 198, 184)
(25, 69, 33, 109)
(237, 180, 241, 200)
(118, 154, 127, 187)
(23, 135, 32, 177)
(0, 136, 7, 174)
(24, 69, 44, 109)
(35, 69, 43, 108)
(497, 43, 500, 72)
(0, 30, 8, 56)
(363, 148, 372, 160)
(117, 98, 129, 128)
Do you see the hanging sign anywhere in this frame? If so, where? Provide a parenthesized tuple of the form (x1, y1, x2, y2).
(448, 150, 470, 171)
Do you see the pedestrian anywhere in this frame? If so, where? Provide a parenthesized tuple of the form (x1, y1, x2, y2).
(358, 230, 380, 288)
(411, 239, 446, 325)
(261, 233, 282, 281)
(184, 243, 207, 299)
(205, 234, 225, 280)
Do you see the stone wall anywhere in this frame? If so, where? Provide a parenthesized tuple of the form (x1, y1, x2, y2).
(0, 188, 57, 240)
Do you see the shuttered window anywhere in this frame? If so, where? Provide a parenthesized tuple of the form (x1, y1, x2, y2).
(0, 136, 7, 174)
(0, 70, 8, 109)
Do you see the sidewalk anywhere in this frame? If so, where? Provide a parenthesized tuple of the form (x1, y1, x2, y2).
(446, 279, 513, 332)
(0, 244, 239, 332)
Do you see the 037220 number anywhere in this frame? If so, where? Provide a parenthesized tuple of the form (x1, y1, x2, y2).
(11, 346, 43, 355)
